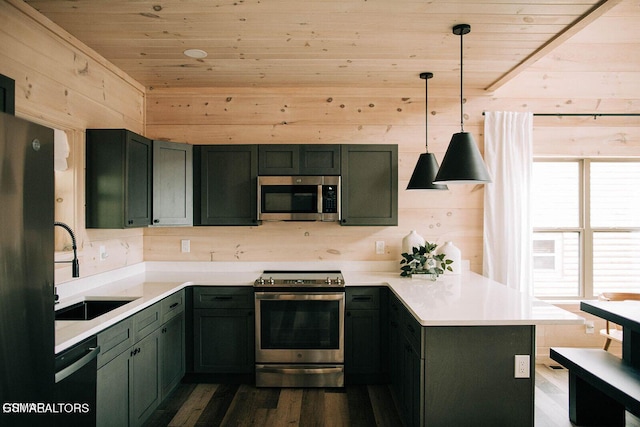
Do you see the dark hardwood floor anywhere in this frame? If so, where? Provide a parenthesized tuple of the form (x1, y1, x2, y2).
(144, 382, 400, 427)
(145, 365, 640, 426)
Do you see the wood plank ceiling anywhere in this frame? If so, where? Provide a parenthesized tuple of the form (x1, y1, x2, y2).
(23, 0, 635, 91)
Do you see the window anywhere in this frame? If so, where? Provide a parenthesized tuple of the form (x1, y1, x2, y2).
(532, 160, 640, 298)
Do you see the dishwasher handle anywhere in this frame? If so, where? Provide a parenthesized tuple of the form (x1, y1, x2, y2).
(55, 345, 100, 384)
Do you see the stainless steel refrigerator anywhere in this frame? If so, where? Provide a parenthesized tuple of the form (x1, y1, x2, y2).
(0, 111, 55, 426)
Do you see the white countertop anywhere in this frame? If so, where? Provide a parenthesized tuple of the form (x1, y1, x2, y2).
(54, 261, 584, 353)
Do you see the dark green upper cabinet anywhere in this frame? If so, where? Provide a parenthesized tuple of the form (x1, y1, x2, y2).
(194, 145, 258, 226)
(86, 129, 152, 228)
(258, 144, 341, 175)
(152, 140, 193, 226)
(0, 74, 15, 115)
(340, 144, 398, 226)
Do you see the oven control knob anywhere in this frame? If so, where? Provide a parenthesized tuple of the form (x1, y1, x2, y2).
(325, 277, 332, 284)
(258, 278, 265, 285)
(336, 277, 343, 285)
(268, 277, 274, 285)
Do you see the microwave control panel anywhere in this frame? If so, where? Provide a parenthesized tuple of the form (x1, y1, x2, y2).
(322, 185, 338, 213)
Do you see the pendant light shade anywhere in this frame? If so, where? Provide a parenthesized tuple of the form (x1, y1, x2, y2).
(407, 72, 448, 190)
(433, 24, 491, 184)
(434, 132, 491, 183)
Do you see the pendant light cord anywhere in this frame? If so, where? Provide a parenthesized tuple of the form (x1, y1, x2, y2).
(459, 28, 465, 133)
(419, 72, 434, 153)
(425, 74, 429, 152)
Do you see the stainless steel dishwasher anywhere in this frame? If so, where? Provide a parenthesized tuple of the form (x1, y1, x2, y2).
(54, 336, 100, 426)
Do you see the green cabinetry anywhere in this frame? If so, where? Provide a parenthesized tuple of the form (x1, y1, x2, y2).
(258, 144, 341, 175)
(159, 291, 186, 399)
(388, 293, 423, 427)
(194, 145, 258, 225)
(345, 287, 387, 384)
(152, 140, 193, 226)
(86, 129, 152, 228)
(192, 287, 255, 375)
(340, 144, 398, 226)
(96, 290, 185, 427)
(388, 292, 536, 427)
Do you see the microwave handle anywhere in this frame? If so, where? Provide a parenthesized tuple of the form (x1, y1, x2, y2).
(317, 184, 323, 214)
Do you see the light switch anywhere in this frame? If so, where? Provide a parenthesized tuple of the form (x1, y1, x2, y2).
(181, 239, 190, 253)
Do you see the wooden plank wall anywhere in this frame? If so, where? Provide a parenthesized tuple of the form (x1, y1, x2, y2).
(0, 0, 146, 281)
(144, 86, 486, 271)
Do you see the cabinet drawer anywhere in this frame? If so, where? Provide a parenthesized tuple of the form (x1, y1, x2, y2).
(97, 318, 133, 368)
(134, 303, 162, 341)
(193, 287, 253, 309)
(346, 287, 380, 310)
(161, 290, 185, 323)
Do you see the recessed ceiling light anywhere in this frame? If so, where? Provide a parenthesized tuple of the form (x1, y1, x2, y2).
(183, 49, 208, 59)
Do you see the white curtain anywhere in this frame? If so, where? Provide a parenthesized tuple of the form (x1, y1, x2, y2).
(483, 111, 533, 293)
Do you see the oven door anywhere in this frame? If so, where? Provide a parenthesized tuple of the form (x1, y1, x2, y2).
(255, 291, 344, 364)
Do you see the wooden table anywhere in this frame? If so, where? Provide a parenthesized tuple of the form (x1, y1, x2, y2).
(581, 300, 640, 369)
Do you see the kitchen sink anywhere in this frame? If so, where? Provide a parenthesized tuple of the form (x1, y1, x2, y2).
(55, 298, 138, 321)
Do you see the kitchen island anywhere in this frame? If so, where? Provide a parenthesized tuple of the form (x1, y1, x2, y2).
(54, 261, 583, 427)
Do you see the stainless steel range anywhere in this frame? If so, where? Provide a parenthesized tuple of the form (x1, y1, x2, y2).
(254, 270, 345, 388)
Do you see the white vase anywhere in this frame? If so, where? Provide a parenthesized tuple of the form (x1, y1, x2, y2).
(437, 241, 461, 274)
(402, 230, 425, 254)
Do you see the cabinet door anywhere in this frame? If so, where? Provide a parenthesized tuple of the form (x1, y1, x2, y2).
(152, 140, 193, 226)
(160, 312, 185, 399)
(193, 308, 254, 373)
(401, 337, 422, 427)
(300, 145, 341, 175)
(340, 144, 398, 226)
(97, 350, 130, 427)
(126, 132, 152, 227)
(86, 129, 152, 228)
(345, 309, 381, 382)
(130, 329, 161, 427)
(259, 144, 299, 175)
(388, 296, 403, 399)
(195, 145, 258, 225)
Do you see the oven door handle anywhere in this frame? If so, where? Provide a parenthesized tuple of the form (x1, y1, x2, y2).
(254, 292, 344, 301)
(257, 366, 344, 375)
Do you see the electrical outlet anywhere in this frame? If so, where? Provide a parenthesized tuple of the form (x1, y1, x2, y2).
(375, 241, 385, 254)
(514, 355, 530, 378)
(585, 320, 595, 334)
(181, 239, 190, 253)
(99, 245, 108, 261)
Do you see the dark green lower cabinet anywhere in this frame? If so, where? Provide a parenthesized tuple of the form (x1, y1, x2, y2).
(388, 293, 422, 427)
(344, 287, 386, 384)
(191, 286, 255, 377)
(131, 330, 161, 426)
(97, 348, 130, 427)
(160, 313, 185, 399)
(387, 294, 535, 427)
(96, 292, 185, 427)
(96, 329, 160, 427)
(193, 308, 254, 374)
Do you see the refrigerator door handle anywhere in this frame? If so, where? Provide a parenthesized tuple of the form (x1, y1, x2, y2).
(55, 345, 100, 384)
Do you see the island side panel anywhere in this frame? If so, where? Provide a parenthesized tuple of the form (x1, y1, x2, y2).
(423, 325, 535, 427)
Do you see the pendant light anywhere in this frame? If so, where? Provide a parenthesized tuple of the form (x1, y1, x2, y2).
(406, 72, 448, 190)
(433, 24, 491, 184)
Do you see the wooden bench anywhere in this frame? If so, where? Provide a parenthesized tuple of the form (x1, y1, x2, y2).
(550, 347, 640, 426)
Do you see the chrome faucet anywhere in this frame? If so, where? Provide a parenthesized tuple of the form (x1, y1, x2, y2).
(54, 221, 79, 278)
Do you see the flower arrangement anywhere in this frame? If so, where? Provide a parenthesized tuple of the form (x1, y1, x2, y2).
(400, 242, 454, 279)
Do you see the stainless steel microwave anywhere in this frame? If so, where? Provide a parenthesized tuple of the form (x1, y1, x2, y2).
(257, 176, 340, 221)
